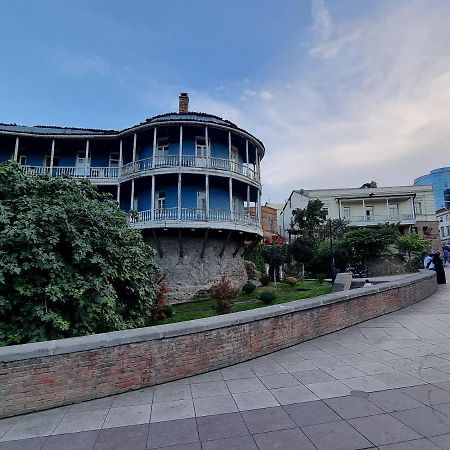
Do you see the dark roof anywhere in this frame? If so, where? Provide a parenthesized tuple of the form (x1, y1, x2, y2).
(0, 123, 115, 135)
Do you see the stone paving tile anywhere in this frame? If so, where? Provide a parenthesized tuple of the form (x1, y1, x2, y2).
(283, 400, 341, 427)
(353, 362, 396, 375)
(219, 366, 255, 380)
(0, 437, 48, 450)
(392, 406, 450, 437)
(342, 375, 392, 392)
(367, 389, 424, 412)
(434, 381, 450, 393)
(111, 387, 154, 408)
(373, 371, 424, 388)
(349, 413, 422, 446)
(311, 357, 349, 369)
(302, 419, 373, 450)
(324, 395, 384, 419)
(429, 433, 450, 449)
(240, 406, 296, 434)
(295, 349, 330, 360)
(68, 398, 114, 413)
(190, 381, 229, 398)
(41, 430, 99, 450)
(270, 385, 319, 405)
(0, 418, 20, 441)
(251, 363, 287, 376)
(187, 370, 223, 384)
(225, 377, 266, 394)
(150, 399, 195, 423)
(93, 424, 148, 450)
(103, 404, 151, 428)
(258, 373, 300, 389)
(292, 368, 335, 384)
(253, 427, 316, 450)
(152, 385, 192, 403)
(201, 435, 258, 450)
(397, 384, 450, 406)
(407, 368, 450, 383)
(279, 360, 317, 373)
(433, 402, 450, 417)
(321, 365, 367, 379)
(365, 350, 403, 362)
(196, 412, 249, 441)
(232, 390, 279, 411)
(193, 394, 238, 417)
(410, 355, 450, 368)
(147, 418, 198, 448)
(306, 380, 353, 399)
(53, 410, 108, 435)
(378, 438, 441, 449)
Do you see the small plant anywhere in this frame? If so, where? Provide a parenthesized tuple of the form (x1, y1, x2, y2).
(260, 274, 271, 286)
(150, 273, 171, 324)
(317, 273, 326, 283)
(259, 290, 277, 305)
(284, 276, 298, 287)
(162, 305, 174, 318)
(210, 275, 240, 314)
(242, 282, 256, 294)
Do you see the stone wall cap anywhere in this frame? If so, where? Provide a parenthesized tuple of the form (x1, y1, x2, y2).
(0, 271, 436, 363)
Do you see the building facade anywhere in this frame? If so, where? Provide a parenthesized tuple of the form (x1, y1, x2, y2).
(0, 94, 264, 302)
(437, 208, 450, 248)
(414, 167, 450, 210)
(279, 185, 440, 249)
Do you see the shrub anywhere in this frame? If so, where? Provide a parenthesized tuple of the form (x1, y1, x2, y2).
(317, 273, 326, 283)
(284, 276, 298, 287)
(150, 273, 171, 324)
(259, 290, 277, 305)
(260, 274, 271, 286)
(242, 282, 256, 294)
(210, 275, 240, 314)
(162, 305, 174, 318)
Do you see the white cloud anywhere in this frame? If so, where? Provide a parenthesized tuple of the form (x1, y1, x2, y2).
(57, 53, 111, 77)
(311, 0, 333, 42)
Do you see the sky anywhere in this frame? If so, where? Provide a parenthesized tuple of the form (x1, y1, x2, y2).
(1, 0, 450, 203)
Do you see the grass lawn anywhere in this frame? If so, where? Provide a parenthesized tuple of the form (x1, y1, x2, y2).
(160, 280, 331, 325)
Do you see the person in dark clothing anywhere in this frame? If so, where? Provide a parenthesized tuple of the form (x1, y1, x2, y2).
(433, 251, 447, 284)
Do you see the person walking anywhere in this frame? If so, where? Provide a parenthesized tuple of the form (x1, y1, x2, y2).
(443, 248, 449, 265)
(433, 251, 447, 284)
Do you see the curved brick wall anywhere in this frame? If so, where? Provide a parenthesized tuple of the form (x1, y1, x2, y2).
(0, 270, 437, 418)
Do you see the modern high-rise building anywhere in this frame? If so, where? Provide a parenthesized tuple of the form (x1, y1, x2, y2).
(0, 94, 265, 301)
(414, 167, 450, 210)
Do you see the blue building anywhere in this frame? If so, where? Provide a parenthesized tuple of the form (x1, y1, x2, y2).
(414, 167, 450, 210)
(0, 93, 264, 301)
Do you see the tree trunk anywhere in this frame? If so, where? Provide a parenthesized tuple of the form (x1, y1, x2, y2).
(273, 266, 277, 286)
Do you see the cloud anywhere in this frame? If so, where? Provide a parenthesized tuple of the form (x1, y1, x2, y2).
(57, 53, 111, 77)
(311, 0, 333, 42)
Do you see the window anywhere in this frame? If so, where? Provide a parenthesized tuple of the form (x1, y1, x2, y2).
(268, 218, 275, 232)
(389, 204, 399, 220)
(133, 196, 138, 210)
(197, 191, 206, 211)
(155, 192, 166, 210)
(441, 226, 445, 238)
(156, 138, 169, 156)
(343, 206, 351, 219)
(411, 226, 418, 234)
(447, 225, 450, 236)
(440, 216, 444, 222)
(18, 155, 27, 166)
(195, 137, 208, 157)
(109, 152, 120, 167)
(446, 214, 449, 221)
(365, 206, 374, 221)
(414, 201, 422, 215)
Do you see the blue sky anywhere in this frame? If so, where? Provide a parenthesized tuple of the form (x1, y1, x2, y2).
(1, 0, 450, 202)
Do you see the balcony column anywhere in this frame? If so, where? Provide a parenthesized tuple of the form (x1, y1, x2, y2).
(247, 185, 250, 217)
(362, 199, 366, 221)
(84, 140, 89, 177)
(411, 196, 416, 219)
(49, 139, 55, 177)
(228, 131, 232, 169)
(132, 133, 137, 166)
(177, 173, 182, 220)
(116, 184, 120, 203)
(257, 188, 261, 221)
(205, 175, 210, 218)
(229, 178, 234, 221)
(386, 198, 390, 219)
(255, 147, 259, 177)
(245, 140, 249, 177)
(152, 127, 157, 167)
(338, 199, 342, 219)
(130, 180, 135, 212)
(205, 126, 209, 166)
(151, 175, 155, 220)
(13, 137, 19, 161)
(118, 139, 123, 177)
(179, 125, 183, 166)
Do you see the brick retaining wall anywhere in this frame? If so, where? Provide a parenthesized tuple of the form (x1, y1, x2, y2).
(0, 271, 437, 418)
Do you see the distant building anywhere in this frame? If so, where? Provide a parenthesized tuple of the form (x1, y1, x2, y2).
(414, 167, 450, 210)
(247, 204, 283, 243)
(436, 208, 450, 247)
(279, 185, 440, 250)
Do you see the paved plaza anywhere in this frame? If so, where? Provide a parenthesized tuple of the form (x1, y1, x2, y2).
(2, 272, 450, 449)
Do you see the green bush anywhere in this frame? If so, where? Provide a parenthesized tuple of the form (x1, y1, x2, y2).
(260, 274, 271, 286)
(317, 273, 326, 283)
(242, 282, 256, 294)
(210, 275, 240, 314)
(259, 290, 277, 305)
(284, 276, 298, 287)
(162, 305, 174, 319)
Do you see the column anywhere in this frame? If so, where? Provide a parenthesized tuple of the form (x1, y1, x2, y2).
(247, 185, 250, 217)
(205, 126, 209, 166)
(130, 180, 135, 211)
(132, 133, 137, 165)
(13, 137, 19, 161)
(118, 139, 123, 177)
(257, 189, 261, 221)
(177, 173, 182, 220)
(411, 196, 416, 219)
(228, 131, 232, 169)
(179, 125, 183, 166)
(229, 178, 233, 221)
(205, 175, 210, 219)
(245, 140, 249, 177)
(116, 184, 120, 203)
(151, 175, 155, 220)
(386, 198, 390, 220)
(152, 127, 157, 167)
(255, 147, 259, 177)
(49, 140, 55, 176)
(84, 140, 89, 177)
(338, 199, 342, 219)
(362, 199, 366, 221)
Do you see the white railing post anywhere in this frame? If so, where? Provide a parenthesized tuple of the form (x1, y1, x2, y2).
(130, 179, 135, 212)
(119, 139, 123, 177)
(49, 139, 55, 177)
(84, 140, 89, 177)
(13, 137, 19, 162)
(151, 175, 155, 220)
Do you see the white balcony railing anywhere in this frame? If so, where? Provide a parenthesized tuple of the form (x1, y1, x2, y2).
(21, 165, 119, 179)
(131, 208, 260, 228)
(347, 214, 415, 224)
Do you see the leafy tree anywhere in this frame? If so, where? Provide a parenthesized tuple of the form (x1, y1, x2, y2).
(261, 244, 288, 284)
(0, 162, 160, 346)
(308, 240, 350, 277)
(288, 236, 315, 265)
(290, 199, 327, 237)
(396, 233, 430, 259)
(245, 242, 266, 273)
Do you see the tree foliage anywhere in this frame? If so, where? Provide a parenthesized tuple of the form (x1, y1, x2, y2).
(261, 244, 288, 268)
(396, 233, 430, 259)
(288, 236, 315, 265)
(0, 162, 160, 346)
(290, 199, 327, 237)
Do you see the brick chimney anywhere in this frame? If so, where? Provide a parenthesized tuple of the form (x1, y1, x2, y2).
(179, 92, 189, 113)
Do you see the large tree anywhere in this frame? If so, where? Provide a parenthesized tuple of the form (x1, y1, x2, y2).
(0, 162, 160, 346)
(290, 199, 328, 238)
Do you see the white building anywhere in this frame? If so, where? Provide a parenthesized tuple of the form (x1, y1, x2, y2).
(279, 185, 440, 249)
(437, 209, 450, 247)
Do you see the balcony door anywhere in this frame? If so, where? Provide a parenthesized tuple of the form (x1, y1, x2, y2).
(155, 138, 169, 167)
(196, 191, 207, 220)
(230, 147, 239, 172)
(389, 204, 399, 221)
(195, 137, 208, 167)
(365, 206, 374, 221)
(76, 151, 91, 176)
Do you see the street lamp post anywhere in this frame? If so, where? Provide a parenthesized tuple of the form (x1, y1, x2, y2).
(329, 219, 337, 283)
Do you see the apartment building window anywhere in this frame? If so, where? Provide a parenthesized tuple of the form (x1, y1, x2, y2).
(440, 216, 444, 222)
(18, 155, 27, 166)
(156, 138, 169, 156)
(109, 152, 120, 167)
(414, 201, 422, 215)
(268, 218, 275, 232)
(411, 226, 418, 234)
(343, 206, 351, 219)
(441, 226, 445, 238)
(365, 206, 374, 221)
(447, 225, 450, 236)
(156, 192, 166, 210)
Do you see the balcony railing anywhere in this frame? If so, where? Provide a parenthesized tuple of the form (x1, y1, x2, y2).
(346, 214, 415, 224)
(131, 208, 260, 228)
(20, 165, 119, 179)
(122, 156, 258, 181)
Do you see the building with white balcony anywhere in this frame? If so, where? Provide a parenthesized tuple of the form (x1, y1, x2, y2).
(279, 185, 440, 249)
(0, 93, 264, 302)
(437, 208, 450, 248)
